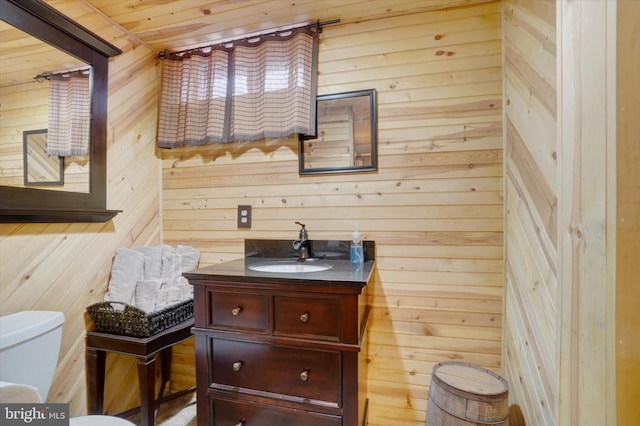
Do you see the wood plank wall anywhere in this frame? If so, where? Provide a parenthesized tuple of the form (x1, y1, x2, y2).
(502, 1, 557, 424)
(505, 1, 623, 425)
(161, 2, 503, 425)
(557, 1, 617, 423)
(616, 1, 640, 424)
(0, 0, 162, 417)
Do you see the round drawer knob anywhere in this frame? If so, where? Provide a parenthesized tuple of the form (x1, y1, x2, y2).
(235, 421, 245, 426)
(231, 307, 242, 316)
(300, 369, 310, 382)
(299, 312, 309, 323)
(232, 361, 243, 371)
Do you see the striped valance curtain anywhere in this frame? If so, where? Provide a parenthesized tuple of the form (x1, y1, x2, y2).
(46, 70, 91, 157)
(157, 26, 319, 148)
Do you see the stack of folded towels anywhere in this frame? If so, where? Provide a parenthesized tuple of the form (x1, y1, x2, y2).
(104, 244, 200, 313)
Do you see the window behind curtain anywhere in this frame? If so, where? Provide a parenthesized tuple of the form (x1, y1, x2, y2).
(157, 26, 318, 148)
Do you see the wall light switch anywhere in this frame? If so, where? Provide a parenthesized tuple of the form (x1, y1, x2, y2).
(237, 205, 252, 228)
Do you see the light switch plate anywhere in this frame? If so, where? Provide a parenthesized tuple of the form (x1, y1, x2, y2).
(237, 205, 252, 228)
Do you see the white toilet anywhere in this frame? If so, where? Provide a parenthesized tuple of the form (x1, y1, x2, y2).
(0, 311, 135, 426)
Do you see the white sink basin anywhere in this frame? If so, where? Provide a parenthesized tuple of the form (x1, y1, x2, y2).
(248, 261, 332, 273)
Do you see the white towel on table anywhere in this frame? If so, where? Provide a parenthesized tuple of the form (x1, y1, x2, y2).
(104, 248, 145, 305)
(160, 245, 181, 285)
(177, 245, 201, 272)
(105, 244, 200, 312)
(134, 279, 162, 313)
(154, 286, 169, 310)
(175, 276, 194, 299)
(135, 246, 163, 280)
(167, 287, 182, 304)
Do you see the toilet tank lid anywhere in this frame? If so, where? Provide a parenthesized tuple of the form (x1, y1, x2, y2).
(0, 311, 65, 351)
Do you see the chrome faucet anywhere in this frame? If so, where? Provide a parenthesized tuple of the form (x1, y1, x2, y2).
(292, 221, 310, 261)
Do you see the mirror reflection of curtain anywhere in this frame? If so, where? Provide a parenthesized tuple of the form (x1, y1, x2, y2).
(46, 69, 91, 156)
(157, 26, 318, 148)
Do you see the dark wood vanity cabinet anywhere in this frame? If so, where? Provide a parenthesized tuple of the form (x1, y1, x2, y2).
(187, 276, 370, 426)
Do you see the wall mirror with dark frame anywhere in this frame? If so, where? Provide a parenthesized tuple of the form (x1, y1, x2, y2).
(1, 22, 90, 194)
(0, 0, 122, 223)
(299, 89, 377, 175)
(23, 129, 64, 187)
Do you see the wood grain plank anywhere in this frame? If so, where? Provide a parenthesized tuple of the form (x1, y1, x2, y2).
(557, 1, 615, 424)
(616, 1, 640, 423)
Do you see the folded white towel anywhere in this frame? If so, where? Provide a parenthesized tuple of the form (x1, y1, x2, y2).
(0, 381, 42, 403)
(167, 287, 182, 304)
(134, 279, 162, 313)
(175, 277, 193, 300)
(181, 285, 193, 299)
(177, 245, 201, 272)
(104, 248, 145, 305)
(154, 287, 169, 310)
(106, 245, 200, 312)
(135, 246, 163, 280)
(174, 276, 193, 299)
(160, 245, 180, 285)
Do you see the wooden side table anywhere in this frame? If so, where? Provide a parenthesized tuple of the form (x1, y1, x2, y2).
(85, 318, 195, 426)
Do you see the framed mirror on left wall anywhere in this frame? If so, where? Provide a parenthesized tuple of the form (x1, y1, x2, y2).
(0, 0, 122, 223)
(0, 12, 91, 193)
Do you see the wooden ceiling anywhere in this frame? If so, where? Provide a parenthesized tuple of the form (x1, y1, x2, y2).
(0, 0, 495, 87)
(82, 0, 496, 52)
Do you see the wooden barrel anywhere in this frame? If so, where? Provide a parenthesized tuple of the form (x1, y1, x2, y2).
(426, 361, 509, 426)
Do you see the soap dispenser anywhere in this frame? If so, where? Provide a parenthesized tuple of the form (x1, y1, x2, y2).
(350, 223, 364, 264)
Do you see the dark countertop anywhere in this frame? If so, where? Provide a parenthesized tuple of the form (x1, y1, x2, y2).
(184, 239, 375, 289)
(184, 257, 375, 288)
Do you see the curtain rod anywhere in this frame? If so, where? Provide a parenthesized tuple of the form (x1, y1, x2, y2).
(158, 19, 340, 59)
(33, 67, 91, 82)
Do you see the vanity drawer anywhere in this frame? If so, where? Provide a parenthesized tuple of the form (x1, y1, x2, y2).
(212, 397, 341, 426)
(212, 338, 341, 404)
(208, 290, 268, 332)
(273, 295, 341, 340)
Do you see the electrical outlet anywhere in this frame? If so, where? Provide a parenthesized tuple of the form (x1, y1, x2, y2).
(237, 205, 252, 228)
